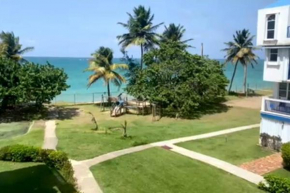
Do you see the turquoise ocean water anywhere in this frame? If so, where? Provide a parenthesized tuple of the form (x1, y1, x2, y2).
(25, 57, 273, 103)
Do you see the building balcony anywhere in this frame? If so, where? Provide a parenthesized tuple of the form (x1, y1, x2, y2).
(261, 97, 290, 122)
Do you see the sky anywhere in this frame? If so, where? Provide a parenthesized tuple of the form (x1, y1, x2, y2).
(0, 0, 275, 59)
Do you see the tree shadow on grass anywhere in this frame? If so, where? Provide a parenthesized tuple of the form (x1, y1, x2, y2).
(0, 105, 81, 123)
(161, 104, 230, 120)
(54, 107, 80, 120)
(0, 106, 49, 123)
(0, 163, 76, 193)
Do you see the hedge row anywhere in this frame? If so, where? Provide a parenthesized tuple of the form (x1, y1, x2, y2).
(258, 175, 290, 192)
(0, 144, 78, 192)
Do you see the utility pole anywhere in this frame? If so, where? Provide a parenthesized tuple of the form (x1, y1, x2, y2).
(201, 43, 204, 57)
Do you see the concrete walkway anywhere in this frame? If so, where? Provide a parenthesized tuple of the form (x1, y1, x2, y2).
(167, 144, 265, 185)
(71, 160, 103, 193)
(73, 124, 262, 193)
(82, 124, 260, 167)
(42, 120, 58, 150)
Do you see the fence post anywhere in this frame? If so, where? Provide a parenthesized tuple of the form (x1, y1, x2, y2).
(74, 94, 76, 105)
(246, 83, 249, 97)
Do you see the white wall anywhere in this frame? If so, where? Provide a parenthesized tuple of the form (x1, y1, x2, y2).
(257, 6, 290, 46)
(263, 48, 290, 82)
(273, 82, 279, 98)
(261, 117, 290, 143)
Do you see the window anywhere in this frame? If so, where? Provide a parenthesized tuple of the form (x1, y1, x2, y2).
(269, 49, 278, 62)
(288, 26, 290, 38)
(279, 83, 287, 99)
(267, 14, 276, 39)
(279, 83, 290, 100)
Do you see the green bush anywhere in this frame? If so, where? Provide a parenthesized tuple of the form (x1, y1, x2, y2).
(0, 145, 78, 192)
(0, 144, 41, 162)
(258, 175, 290, 192)
(282, 143, 290, 169)
(46, 151, 68, 169)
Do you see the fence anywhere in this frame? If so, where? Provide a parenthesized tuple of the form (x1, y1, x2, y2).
(229, 82, 273, 93)
(52, 91, 134, 105)
(52, 83, 273, 105)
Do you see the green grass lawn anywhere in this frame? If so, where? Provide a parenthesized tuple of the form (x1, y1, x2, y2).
(266, 168, 290, 178)
(91, 148, 263, 193)
(56, 105, 261, 160)
(178, 128, 273, 165)
(0, 122, 30, 140)
(0, 161, 75, 193)
(0, 121, 44, 148)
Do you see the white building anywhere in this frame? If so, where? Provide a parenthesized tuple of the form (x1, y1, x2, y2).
(258, 0, 290, 146)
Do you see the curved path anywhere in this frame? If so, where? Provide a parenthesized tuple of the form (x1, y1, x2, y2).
(70, 124, 264, 193)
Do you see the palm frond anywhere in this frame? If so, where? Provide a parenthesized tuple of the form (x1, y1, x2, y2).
(18, 46, 34, 54)
(110, 63, 129, 70)
(88, 73, 103, 87)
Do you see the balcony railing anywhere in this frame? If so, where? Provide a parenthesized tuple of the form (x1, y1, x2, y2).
(262, 97, 290, 116)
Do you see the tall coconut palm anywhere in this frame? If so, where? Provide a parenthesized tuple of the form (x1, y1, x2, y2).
(117, 5, 163, 69)
(223, 29, 258, 94)
(86, 47, 128, 103)
(0, 31, 34, 63)
(161, 23, 193, 47)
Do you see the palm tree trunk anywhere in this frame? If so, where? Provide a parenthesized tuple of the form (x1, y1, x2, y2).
(228, 61, 238, 94)
(243, 64, 248, 94)
(140, 44, 144, 70)
(107, 82, 111, 105)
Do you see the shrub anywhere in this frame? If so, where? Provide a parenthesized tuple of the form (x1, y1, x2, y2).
(282, 143, 290, 169)
(0, 145, 78, 192)
(258, 175, 290, 192)
(46, 151, 69, 169)
(0, 144, 41, 162)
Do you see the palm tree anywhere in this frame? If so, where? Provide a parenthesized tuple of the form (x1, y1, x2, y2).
(161, 23, 193, 47)
(223, 29, 258, 94)
(0, 31, 34, 62)
(86, 47, 128, 103)
(117, 5, 163, 69)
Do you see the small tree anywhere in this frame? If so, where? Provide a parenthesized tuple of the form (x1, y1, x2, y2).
(88, 112, 98, 130)
(0, 58, 22, 109)
(19, 63, 70, 106)
(0, 59, 69, 110)
(126, 41, 228, 118)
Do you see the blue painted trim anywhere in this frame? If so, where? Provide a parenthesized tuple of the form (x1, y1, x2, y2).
(265, 0, 290, 8)
(261, 112, 290, 123)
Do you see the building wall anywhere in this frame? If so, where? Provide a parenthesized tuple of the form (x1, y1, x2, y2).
(257, 6, 290, 46)
(261, 117, 290, 143)
(263, 48, 290, 82)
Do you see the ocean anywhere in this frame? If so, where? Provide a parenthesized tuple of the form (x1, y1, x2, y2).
(25, 57, 272, 103)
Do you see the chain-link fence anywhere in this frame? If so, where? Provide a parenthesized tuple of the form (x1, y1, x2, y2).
(52, 92, 134, 105)
(228, 82, 273, 93)
(52, 83, 273, 105)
